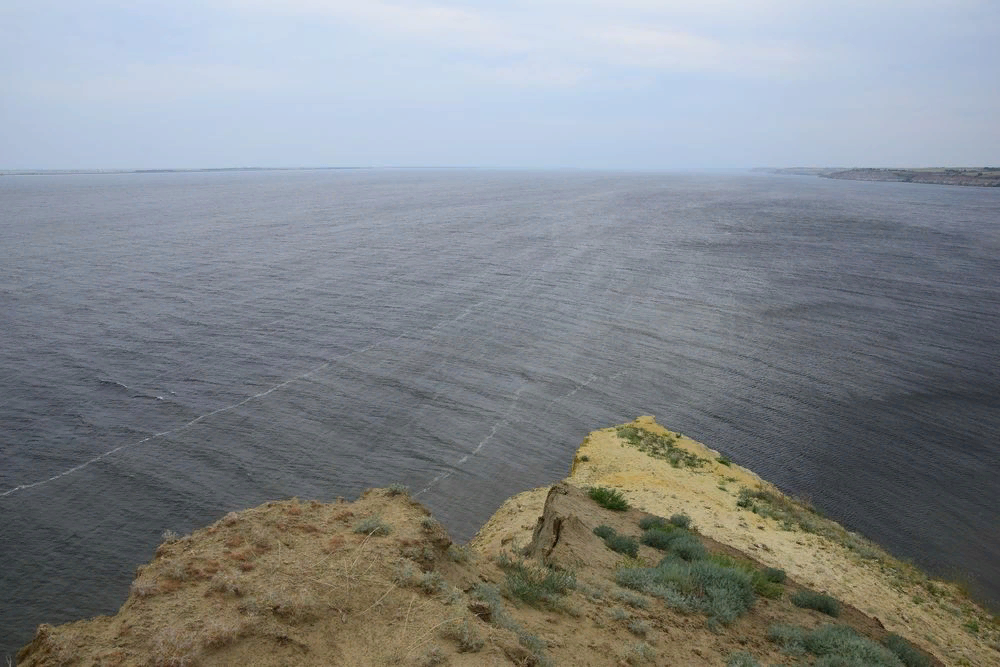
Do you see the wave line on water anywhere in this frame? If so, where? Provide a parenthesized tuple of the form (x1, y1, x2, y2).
(411, 290, 637, 498)
(0, 262, 554, 500)
(412, 367, 632, 498)
(414, 383, 528, 496)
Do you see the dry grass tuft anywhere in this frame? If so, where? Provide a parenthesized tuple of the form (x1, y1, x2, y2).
(201, 619, 242, 649)
(149, 626, 198, 667)
(207, 572, 243, 597)
(131, 579, 159, 598)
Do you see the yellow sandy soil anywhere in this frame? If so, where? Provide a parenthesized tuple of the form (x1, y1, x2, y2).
(471, 417, 999, 667)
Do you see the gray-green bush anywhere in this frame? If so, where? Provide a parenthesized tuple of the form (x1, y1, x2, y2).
(792, 590, 840, 617)
(593, 524, 616, 540)
(769, 623, 904, 667)
(593, 525, 639, 557)
(726, 651, 760, 667)
(496, 554, 575, 608)
(804, 625, 902, 666)
(353, 515, 391, 536)
(471, 584, 553, 667)
(614, 557, 755, 626)
(882, 633, 931, 667)
(638, 515, 671, 531)
(640, 528, 706, 561)
(762, 567, 786, 583)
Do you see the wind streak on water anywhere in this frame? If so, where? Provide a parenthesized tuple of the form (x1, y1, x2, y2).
(0, 249, 550, 499)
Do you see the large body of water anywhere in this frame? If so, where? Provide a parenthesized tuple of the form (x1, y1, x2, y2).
(1, 170, 998, 657)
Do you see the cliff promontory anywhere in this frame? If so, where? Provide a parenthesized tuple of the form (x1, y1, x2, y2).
(17, 418, 999, 666)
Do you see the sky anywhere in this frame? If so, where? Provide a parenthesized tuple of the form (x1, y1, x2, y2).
(1, 0, 998, 169)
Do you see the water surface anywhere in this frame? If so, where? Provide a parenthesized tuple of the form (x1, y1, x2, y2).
(2, 170, 998, 656)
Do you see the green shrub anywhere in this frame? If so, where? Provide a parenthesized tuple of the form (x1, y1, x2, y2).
(616, 426, 706, 468)
(640, 528, 706, 561)
(353, 515, 391, 536)
(441, 618, 484, 653)
(688, 560, 756, 624)
(623, 641, 656, 665)
(386, 483, 409, 496)
(418, 571, 448, 595)
(717, 456, 732, 466)
(803, 625, 901, 666)
(607, 534, 640, 558)
(669, 534, 707, 561)
(726, 651, 760, 667)
(792, 590, 840, 617)
(615, 568, 661, 595)
(640, 528, 675, 550)
(470, 584, 552, 667)
(609, 607, 630, 621)
(589, 486, 630, 511)
(593, 524, 616, 540)
(669, 513, 692, 529)
(751, 574, 784, 599)
(593, 525, 640, 558)
(883, 633, 931, 667)
(498, 555, 575, 608)
(447, 544, 470, 563)
(626, 619, 650, 637)
(615, 557, 755, 626)
(768, 624, 807, 655)
(612, 588, 650, 609)
(751, 567, 786, 598)
(762, 567, 786, 583)
(638, 515, 671, 531)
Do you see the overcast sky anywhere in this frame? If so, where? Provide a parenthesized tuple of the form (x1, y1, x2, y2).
(2, 0, 998, 169)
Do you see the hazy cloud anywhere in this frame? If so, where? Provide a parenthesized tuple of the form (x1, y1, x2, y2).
(1, 0, 997, 168)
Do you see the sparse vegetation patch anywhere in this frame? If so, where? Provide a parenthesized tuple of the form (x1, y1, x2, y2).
(616, 426, 707, 468)
(471, 583, 553, 666)
(768, 623, 905, 666)
(496, 553, 576, 609)
(353, 515, 391, 536)
(589, 486, 630, 511)
(386, 483, 409, 496)
(615, 556, 756, 626)
(726, 651, 760, 667)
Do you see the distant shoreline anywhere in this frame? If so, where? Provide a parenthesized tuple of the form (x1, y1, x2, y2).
(0, 166, 478, 176)
(759, 167, 1000, 187)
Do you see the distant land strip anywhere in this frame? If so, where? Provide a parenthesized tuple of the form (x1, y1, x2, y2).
(758, 166, 1000, 187)
(0, 166, 477, 176)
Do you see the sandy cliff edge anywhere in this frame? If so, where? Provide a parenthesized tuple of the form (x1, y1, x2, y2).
(16, 417, 999, 667)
